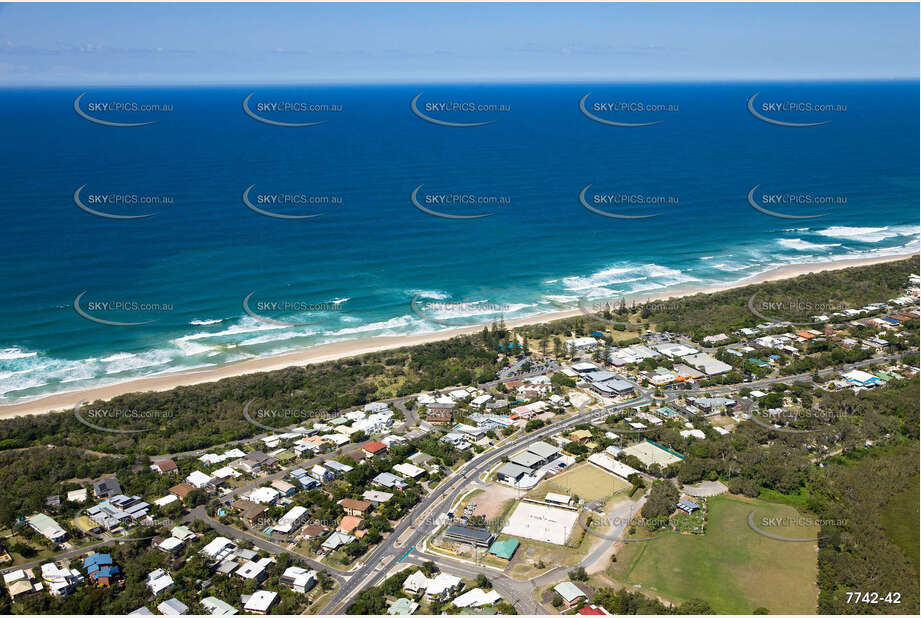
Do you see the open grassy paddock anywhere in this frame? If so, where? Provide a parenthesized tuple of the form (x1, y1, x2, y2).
(881, 475, 920, 576)
(607, 494, 819, 614)
(528, 462, 630, 503)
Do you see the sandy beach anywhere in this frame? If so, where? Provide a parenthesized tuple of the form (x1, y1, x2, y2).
(2, 251, 916, 420)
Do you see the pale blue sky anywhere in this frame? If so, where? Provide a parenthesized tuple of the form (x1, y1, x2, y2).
(1, 2, 917, 84)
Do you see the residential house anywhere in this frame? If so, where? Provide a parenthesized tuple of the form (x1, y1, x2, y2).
(372, 472, 408, 491)
(92, 477, 122, 499)
(201, 596, 238, 616)
(362, 490, 394, 505)
(425, 572, 462, 601)
(273, 506, 308, 535)
(186, 470, 216, 490)
(361, 441, 388, 458)
(26, 513, 68, 544)
(200, 537, 236, 563)
(39, 562, 82, 597)
(319, 531, 355, 554)
(279, 567, 317, 593)
(146, 569, 174, 595)
(83, 554, 119, 587)
(270, 479, 296, 496)
(168, 483, 196, 500)
(236, 558, 273, 583)
(150, 459, 178, 474)
(402, 570, 431, 595)
(232, 499, 267, 523)
(339, 499, 372, 517)
(237, 452, 277, 474)
(157, 598, 189, 616)
(243, 590, 277, 615)
(554, 581, 587, 609)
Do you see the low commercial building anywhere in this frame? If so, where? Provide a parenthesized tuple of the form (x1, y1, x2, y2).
(443, 524, 494, 548)
(487, 537, 520, 561)
(496, 462, 531, 484)
(684, 353, 733, 376)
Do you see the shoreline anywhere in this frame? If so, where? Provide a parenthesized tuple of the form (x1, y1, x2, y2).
(2, 251, 917, 420)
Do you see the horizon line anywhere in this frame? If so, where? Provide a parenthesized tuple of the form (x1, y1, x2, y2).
(2, 76, 918, 89)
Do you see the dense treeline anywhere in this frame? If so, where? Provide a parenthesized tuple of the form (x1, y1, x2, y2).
(0, 336, 501, 456)
(0, 446, 127, 526)
(811, 445, 920, 614)
(593, 587, 714, 614)
(516, 257, 917, 341)
(674, 377, 919, 496)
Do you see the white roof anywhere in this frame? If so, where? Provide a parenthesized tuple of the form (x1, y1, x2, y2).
(186, 470, 213, 488)
(157, 599, 189, 615)
(843, 369, 878, 383)
(237, 557, 273, 579)
(247, 486, 281, 504)
(154, 494, 179, 507)
(243, 590, 278, 613)
(452, 588, 502, 608)
(201, 536, 235, 559)
(66, 488, 87, 502)
(402, 570, 431, 592)
(544, 492, 571, 505)
(40, 562, 73, 583)
(425, 572, 461, 596)
(554, 581, 586, 603)
(274, 506, 307, 534)
(680, 429, 707, 440)
(393, 462, 425, 478)
(212, 466, 240, 479)
(588, 452, 640, 479)
(654, 343, 697, 357)
(148, 573, 174, 594)
(158, 537, 183, 551)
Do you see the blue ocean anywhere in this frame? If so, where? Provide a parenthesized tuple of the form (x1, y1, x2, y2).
(1, 82, 918, 403)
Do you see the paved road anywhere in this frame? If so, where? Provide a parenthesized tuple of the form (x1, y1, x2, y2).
(327, 389, 652, 614)
(662, 352, 908, 398)
(182, 505, 337, 577)
(401, 555, 545, 615)
(0, 541, 106, 576)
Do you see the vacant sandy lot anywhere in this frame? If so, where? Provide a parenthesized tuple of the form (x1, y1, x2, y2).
(462, 483, 519, 521)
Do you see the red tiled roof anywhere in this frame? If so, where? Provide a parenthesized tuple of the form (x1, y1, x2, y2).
(155, 459, 178, 472)
(362, 441, 387, 454)
(339, 498, 371, 512)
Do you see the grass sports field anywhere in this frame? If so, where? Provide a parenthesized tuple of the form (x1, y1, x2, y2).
(608, 494, 818, 614)
(529, 462, 630, 502)
(881, 475, 920, 576)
